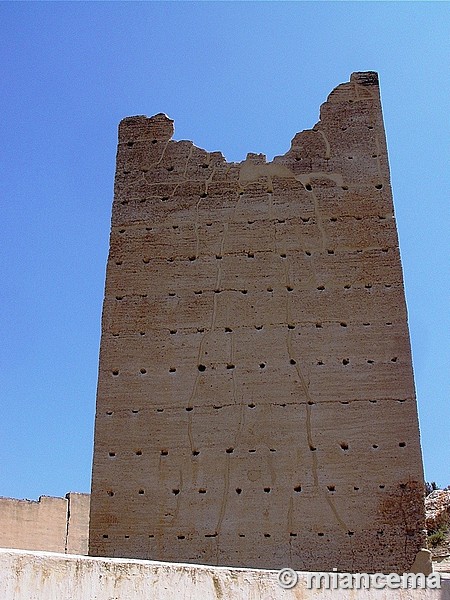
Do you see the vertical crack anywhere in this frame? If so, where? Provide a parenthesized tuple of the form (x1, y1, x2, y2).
(286, 330, 316, 486)
(286, 330, 348, 531)
(64, 493, 71, 554)
(374, 134, 384, 182)
(172, 469, 183, 523)
(186, 160, 219, 450)
(284, 262, 292, 324)
(287, 495, 294, 564)
(311, 187, 327, 253)
(316, 129, 331, 160)
(153, 138, 171, 167)
(268, 191, 277, 252)
(324, 495, 348, 532)
(215, 455, 231, 563)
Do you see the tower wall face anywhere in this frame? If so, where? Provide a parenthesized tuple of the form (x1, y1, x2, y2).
(89, 72, 425, 572)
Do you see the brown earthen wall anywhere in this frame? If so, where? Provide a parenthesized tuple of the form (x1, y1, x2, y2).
(89, 72, 425, 572)
(0, 493, 90, 555)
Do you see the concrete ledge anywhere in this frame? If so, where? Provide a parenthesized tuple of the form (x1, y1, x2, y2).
(0, 548, 449, 600)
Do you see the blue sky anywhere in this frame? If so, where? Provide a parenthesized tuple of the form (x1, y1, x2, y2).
(0, 1, 448, 500)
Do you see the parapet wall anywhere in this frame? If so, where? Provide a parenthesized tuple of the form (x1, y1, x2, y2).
(0, 549, 448, 600)
(0, 493, 89, 555)
(89, 72, 425, 572)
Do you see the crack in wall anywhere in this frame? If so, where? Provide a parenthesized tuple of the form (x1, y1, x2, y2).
(287, 496, 294, 564)
(286, 330, 316, 485)
(152, 138, 171, 168)
(315, 129, 331, 159)
(239, 158, 344, 190)
(171, 469, 183, 525)
(215, 456, 231, 562)
(229, 330, 246, 448)
(170, 143, 195, 198)
(64, 494, 70, 554)
(374, 134, 384, 184)
(283, 261, 292, 325)
(324, 495, 348, 533)
(186, 188, 233, 454)
(286, 328, 349, 531)
(310, 187, 327, 253)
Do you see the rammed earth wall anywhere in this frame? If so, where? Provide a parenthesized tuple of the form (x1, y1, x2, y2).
(89, 72, 425, 572)
(0, 493, 89, 555)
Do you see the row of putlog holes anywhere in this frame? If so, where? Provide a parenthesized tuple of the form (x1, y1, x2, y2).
(114, 244, 392, 264)
(110, 355, 399, 377)
(117, 211, 390, 235)
(105, 396, 407, 417)
(105, 441, 407, 462)
(104, 398, 408, 416)
(105, 482, 404, 498)
(119, 321, 395, 338)
(114, 279, 394, 295)
(102, 529, 361, 540)
(119, 182, 384, 204)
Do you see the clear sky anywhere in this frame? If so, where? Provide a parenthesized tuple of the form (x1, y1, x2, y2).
(0, 1, 448, 500)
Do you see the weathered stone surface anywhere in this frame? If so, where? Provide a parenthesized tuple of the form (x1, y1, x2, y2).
(426, 491, 450, 532)
(0, 493, 90, 554)
(1, 549, 448, 600)
(89, 72, 425, 572)
(65, 493, 90, 555)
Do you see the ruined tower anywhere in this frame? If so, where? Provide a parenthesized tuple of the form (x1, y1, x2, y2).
(89, 72, 425, 572)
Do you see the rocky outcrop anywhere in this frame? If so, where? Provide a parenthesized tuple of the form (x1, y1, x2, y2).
(426, 490, 450, 532)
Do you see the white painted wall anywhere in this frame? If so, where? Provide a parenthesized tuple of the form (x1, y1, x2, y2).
(0, 548, 448, 600)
